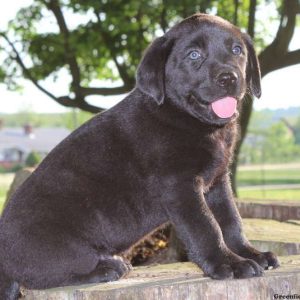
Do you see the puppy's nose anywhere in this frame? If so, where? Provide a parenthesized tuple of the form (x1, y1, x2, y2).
(217, 72, 238, 88)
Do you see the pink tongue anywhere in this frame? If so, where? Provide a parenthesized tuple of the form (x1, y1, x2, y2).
(211, 97, 237, 118)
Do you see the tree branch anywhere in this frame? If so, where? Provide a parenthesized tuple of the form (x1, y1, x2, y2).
(2, 0, 123, 113)
(45, 0, 82, 96)
(259, 0, 300, 77)
(81, 85, 130, 97)
(230, 0, 259, 196)
(135, 6, 147, 57)
(232, 0, 300, 195)
(265, 49, 300, 73)
(160, 2, 168, 33)
(270, 0, 298, 55)
(1, 33, 58, 101)
(56, 96, 104, 113)
(0, 33, 104, 114)
(94, 10, 134, 87)
(247, 0, 257, 38)
(233, 0, 239, 26)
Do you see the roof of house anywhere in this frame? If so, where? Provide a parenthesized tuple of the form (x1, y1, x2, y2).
(0, 127, 71, 153)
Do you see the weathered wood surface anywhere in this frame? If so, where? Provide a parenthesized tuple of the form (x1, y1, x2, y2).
(244, 218, 300, 255)
(237, 200, 300, 221)
(24, 255, 300, 300)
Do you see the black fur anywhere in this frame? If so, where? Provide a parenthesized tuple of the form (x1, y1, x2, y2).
(0, 13, 279, 299)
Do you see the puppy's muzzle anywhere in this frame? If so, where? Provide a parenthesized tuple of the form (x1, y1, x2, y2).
(216, 72, 238, 89)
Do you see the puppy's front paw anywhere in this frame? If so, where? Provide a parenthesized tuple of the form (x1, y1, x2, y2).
(231, 259, 264, 278)
(237, 246, 280, 270)
(209, 259, 264, 280)
(251, 251, 280, 270)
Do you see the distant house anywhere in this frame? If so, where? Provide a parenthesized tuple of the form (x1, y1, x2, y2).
(0, 125, 70, 169)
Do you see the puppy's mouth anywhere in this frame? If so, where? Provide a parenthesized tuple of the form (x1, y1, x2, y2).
(210, 97, 237, 119)
(189, 94, 238, 120)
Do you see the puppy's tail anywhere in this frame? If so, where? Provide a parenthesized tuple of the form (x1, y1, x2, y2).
(0, 264, 20, 300)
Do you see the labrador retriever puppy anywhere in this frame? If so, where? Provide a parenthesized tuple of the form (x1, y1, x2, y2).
(0, 13, 279, 299)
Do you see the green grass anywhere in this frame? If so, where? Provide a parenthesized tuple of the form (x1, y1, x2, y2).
(238, 189, 300, 202)
(237, 164, 300, 201)
(237, 168, 300, 186)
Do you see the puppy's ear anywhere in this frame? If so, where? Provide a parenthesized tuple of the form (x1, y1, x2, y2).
(243, 34, 261, 98)
(136, 36, 173, 105)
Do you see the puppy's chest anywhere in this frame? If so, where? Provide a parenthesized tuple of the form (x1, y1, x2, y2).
(200, 130, 235, 190)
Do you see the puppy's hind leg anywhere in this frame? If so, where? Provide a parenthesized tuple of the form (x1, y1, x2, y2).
(63, 255, 132, 286)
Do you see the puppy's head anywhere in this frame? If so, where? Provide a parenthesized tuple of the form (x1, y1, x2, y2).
(136, 13, 261, 125)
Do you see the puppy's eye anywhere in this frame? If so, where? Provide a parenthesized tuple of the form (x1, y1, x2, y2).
(189, 50, 201, 60)
(232, 45, 242, 55)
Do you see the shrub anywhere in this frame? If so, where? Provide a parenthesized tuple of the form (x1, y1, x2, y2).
(25, 151, 42, 167)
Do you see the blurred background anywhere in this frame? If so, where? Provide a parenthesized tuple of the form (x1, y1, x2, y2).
(0, 0, 300, 212)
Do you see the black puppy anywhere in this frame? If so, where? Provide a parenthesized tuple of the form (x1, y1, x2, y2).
(0, 13, 279, 299)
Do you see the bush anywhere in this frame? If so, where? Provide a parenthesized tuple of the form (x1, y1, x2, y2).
(240, 122, 300, 165)
(0, 164, 23, 174)
(25, 151, 42, 167)
(9, 164, 23, 173)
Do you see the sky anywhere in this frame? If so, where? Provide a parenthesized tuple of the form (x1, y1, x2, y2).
(0, 1, 300, 114)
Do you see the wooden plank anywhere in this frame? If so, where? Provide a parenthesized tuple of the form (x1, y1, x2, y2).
(23, 255, 300, 300)
(243, 218, 300, 255)
(237, 200, 300, 221)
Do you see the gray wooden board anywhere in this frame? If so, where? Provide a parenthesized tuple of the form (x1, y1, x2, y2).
(24, 255, 300, 300)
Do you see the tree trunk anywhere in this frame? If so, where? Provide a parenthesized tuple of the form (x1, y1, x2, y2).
(230, 0, 257, 196)
(230, 95, 254, 195)
(230, 0, 300, 196)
